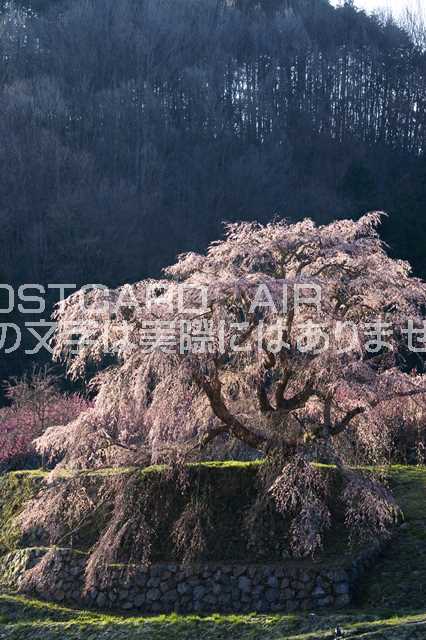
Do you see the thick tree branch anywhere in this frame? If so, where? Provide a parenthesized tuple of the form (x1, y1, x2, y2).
(330, 388, 426, 437)
(274, 369, 293, 409)
(197, 373, 266, 449)
(276, 379, 315, 412)
(257, 384, 272, 414)
(194, 369, 299, 454)
(330, 407, 365, 436)
(257, 346, 276, 414)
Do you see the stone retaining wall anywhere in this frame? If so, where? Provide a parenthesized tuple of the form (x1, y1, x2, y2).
(0, 545, 380, 614)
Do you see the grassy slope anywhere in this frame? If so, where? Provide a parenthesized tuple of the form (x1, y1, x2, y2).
(1, 465, 426, 639)
(358, 466, 426, 611)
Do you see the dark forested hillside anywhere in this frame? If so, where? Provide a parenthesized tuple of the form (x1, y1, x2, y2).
(0, 0, 425, 381)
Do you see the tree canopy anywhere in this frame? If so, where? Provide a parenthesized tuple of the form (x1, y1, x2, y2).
(36, 213, 426, 468)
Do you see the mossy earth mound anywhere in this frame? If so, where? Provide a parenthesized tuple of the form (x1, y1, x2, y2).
(0, 462, 354, 564)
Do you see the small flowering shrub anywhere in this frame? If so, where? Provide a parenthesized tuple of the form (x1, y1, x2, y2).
(0, 367, 89, 468)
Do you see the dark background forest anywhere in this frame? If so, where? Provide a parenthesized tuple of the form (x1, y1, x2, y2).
(0, 0, 425, 388)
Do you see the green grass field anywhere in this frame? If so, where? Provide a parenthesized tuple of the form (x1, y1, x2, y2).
(0, 466, 425, 639)
(1, 595, 426, 639)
